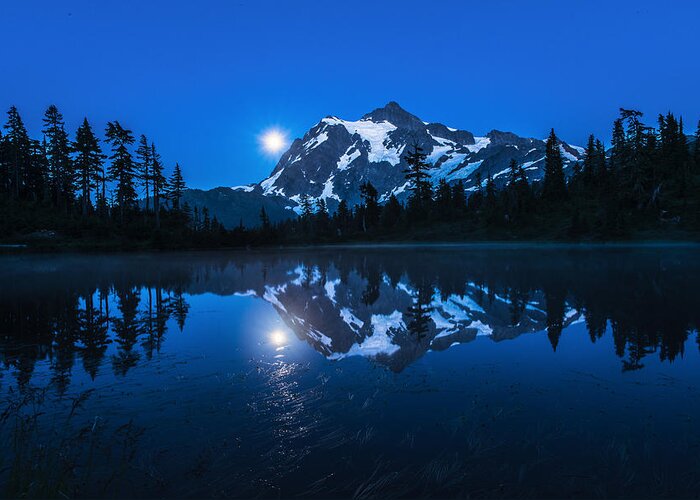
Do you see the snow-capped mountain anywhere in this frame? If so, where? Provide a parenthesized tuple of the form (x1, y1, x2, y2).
(252, 101, 583, 210)
(187, 101, 584, 225)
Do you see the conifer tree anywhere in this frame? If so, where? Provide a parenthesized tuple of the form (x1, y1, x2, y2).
(485, 173, 497, 209)
(381, 194, 402, 228)
(610, 118, 626, 171)
(43, 105, 74, 209)
(182, 201, 192, 225)
(403, 143, 431, 199)
(168, 162, 186, 210)
(73, 118, 104, 216)
(507, 158, 519, 187)
(359, 181, 380, 231)
(620, 109, 655, 208)
(468, 172, 484, 212)
(314, 198, 330, 235)
(136, 135, 152, 214)
(299, 194, 314, 220)
(105, 121, 137, 222)
(435, 178, 452, 219)
(621, 108, 646, 156)
(150, 143, 167, 229)
(334, 199, 351, 234)
(582, 134, 596, 186)
(4, 106, 33, 200)
(202, 206, 211, 231)
(541, 129, 566, 201)
(505, 158, 531, 216)
(192, 206, 200, 231)
(594, 139, 607, 183)
(29, 138, 49, 202)
(451, 180, 467, 213)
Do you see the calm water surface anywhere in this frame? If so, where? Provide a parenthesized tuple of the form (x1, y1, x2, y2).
(1, 246, 700, 498)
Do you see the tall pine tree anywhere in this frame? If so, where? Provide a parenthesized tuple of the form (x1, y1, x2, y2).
(150, 143, 167, 229)
(43, 105, 74, 210)
(136, 135, 152, 214)
(105, 121, 137, 222)
(73, 118, 104, 216)
(403, 144, 431, 197)
(4, 106, 33, 200)
(167, 162, 186, 210)
(359, 181, 380, 231)
(541, 129, 566, 201)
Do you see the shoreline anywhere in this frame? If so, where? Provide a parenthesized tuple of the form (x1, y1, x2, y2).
(2, 238, 700, 256)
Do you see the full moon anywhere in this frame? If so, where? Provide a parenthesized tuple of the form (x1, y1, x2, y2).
(260, 128, 288, 154)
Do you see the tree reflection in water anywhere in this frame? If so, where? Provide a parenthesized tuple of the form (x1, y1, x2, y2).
(1, 247, 700, 498)
(0, 247, 699, 390)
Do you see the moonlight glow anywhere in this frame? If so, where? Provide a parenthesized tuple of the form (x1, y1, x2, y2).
(260, 128, 288, 155)
(270, 329, 287, 346)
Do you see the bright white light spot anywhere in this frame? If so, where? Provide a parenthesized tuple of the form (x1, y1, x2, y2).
(270, 329, 287, 346)
(260, 128, 288, 155)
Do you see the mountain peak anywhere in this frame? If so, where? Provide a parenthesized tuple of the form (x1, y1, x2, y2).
(383, 101, 405, 111)
(361, 101, 425, 130)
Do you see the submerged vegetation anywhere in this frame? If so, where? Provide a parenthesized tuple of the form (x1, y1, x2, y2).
(0, 106, 699, 249)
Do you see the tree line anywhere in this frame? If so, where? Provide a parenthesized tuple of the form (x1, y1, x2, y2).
(1, 105, 699, 247)
(261, 108, 700, 243)
(0, 104, 208, 244)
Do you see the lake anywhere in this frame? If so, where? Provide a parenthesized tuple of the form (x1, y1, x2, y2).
(1, 245, 700, 498)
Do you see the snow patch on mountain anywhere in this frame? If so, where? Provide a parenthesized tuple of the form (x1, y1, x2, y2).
(231, 185, 255, 192)
(467, 136, 491, 153)
(323, 117, 404, 165)
(320, 177, 341, 202)
(337, 146, 361, 171)
(559, 144, 579, 162)
(522, 158, 544, 170)
(261, 169, 285, 196)
(304, 130, 329, 151)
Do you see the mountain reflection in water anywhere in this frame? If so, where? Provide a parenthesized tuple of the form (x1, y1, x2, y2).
(2, 246, 700, 498)
(2, 247, 699, 387)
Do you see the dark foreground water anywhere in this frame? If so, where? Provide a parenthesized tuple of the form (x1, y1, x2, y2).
(1, 246, 700, 498)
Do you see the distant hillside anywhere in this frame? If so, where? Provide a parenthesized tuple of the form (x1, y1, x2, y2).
(181, 187, 295, 228)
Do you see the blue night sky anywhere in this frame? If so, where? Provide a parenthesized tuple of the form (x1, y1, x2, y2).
(2, 0, 698, 189)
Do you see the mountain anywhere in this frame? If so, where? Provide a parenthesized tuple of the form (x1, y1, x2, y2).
(181, 187, 293, 228)
(188, 102, 584, 227)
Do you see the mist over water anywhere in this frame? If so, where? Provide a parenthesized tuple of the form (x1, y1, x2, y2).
(2, 246, 700, 497)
